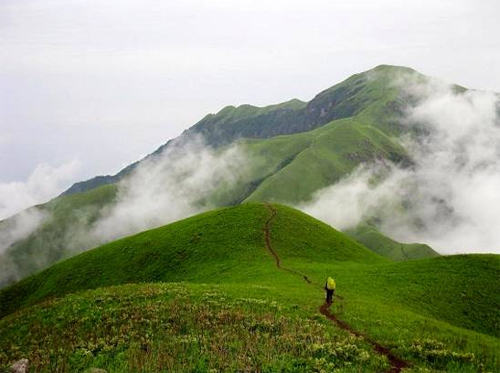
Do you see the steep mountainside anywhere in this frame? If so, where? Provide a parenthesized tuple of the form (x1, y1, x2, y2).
(61, 65, 416, 196)
(0, 115, 416, 287)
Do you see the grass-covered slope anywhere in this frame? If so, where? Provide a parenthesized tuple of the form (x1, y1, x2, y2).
(0, 204, 499, 372)
(0, 283, 390, 373)
(0, 204, 381, 318)
(242, 117, 408, 203)
(293, 255, 500, 338)
(345, 223, 439, 261)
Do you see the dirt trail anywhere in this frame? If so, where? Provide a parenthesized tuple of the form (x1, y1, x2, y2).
(319, 303, 410, 373)
(263, 204, 311, 283)
(263, 203, 410, 373)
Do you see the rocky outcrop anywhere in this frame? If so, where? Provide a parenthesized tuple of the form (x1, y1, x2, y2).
(10, 359, 28, 373)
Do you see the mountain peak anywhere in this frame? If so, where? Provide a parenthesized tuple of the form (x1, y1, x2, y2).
(61, 65, 425, 195)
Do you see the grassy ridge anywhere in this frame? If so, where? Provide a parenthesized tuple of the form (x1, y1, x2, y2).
(244, 118, 408, 203)
(0, 204, 499, 372)
(56, 65, 411, 197)
(0, 204, 378, 318)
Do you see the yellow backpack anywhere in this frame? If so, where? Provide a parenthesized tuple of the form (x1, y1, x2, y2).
(327, 277, 336, 290)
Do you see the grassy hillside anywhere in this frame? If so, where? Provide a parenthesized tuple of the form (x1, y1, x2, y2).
(0, 204, 381, 318)
(345, 223, 439, 261)
(243, 117, 408, 203)
(0, 204, 498, 372)
(0, 283, 389, 373)
(290, 255, 500, 339)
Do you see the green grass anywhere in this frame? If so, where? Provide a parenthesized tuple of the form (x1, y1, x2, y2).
(1, 204, 499, 372)
(0, 204, 379, 318)
(243, 117, 408, 204)
(0, 283, 387, 373)
(288, 255, 500, 339)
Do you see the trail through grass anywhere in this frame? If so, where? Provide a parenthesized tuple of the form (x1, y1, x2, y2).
(263, 203, 410, 373)
(1, 203, 498, 372)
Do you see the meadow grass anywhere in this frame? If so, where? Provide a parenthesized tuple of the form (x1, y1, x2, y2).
(1, 203, 499, 372)
(0, 283, 388, 373)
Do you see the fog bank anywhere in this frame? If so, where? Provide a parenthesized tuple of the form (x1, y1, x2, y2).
(91, 136, 247, 242)
(301, 75, 500, 254)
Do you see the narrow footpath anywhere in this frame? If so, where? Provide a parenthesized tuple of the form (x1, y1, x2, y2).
(262, 203, 410, 373)
(263, 204, 311, 283)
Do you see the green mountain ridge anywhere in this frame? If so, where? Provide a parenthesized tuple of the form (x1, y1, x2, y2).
(0, 65, 447, 287)
(61, 64, 414, 197)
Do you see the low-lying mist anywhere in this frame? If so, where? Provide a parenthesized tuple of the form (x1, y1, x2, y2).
(0, 208, 49, 286)
(0, 135, 248, 287)
(91, 135, 247, 242)
(0, 209, 48, 255)
(301, 74, 500, 254)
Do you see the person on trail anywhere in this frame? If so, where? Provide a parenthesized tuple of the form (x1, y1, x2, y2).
(325, 277, 336, 304)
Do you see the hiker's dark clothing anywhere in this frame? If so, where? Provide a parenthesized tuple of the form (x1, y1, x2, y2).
(325, 277, 336, 303)
(325, 285, 334, 303)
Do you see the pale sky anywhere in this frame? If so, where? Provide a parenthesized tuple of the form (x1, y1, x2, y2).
(1, 0, 500, 217)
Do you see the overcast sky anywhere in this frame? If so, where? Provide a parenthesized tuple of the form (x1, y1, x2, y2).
(1, 0, 500, 217)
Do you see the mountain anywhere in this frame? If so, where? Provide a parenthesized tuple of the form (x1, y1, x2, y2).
(0, 65, 442, 287)
(1, 204, 498, 372)
(61, 64, 416, 197)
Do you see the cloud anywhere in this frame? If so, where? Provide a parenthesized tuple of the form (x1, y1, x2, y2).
(0, 159, 79, 285)
(91, 135, 247, 242)
(0, 135, 248, 288)
(0, 160, 81, 220)
(301, 76, 500, 254)
(0, 207, 49, 286)
(299, 163, 408, 231)
(0, 208, 48, 255)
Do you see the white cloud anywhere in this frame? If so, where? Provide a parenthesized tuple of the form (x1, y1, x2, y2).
(301, 76, 500, 254)
(0, 160, 81, 220)
(0, 208, 48, 254)
(91, 135, 247, 242)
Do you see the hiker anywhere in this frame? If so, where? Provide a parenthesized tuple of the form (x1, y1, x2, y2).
(325, 277, 336, 303)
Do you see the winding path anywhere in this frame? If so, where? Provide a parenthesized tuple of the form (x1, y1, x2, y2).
(262, 203, 410, 373)
(263, 204, 311, 283)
